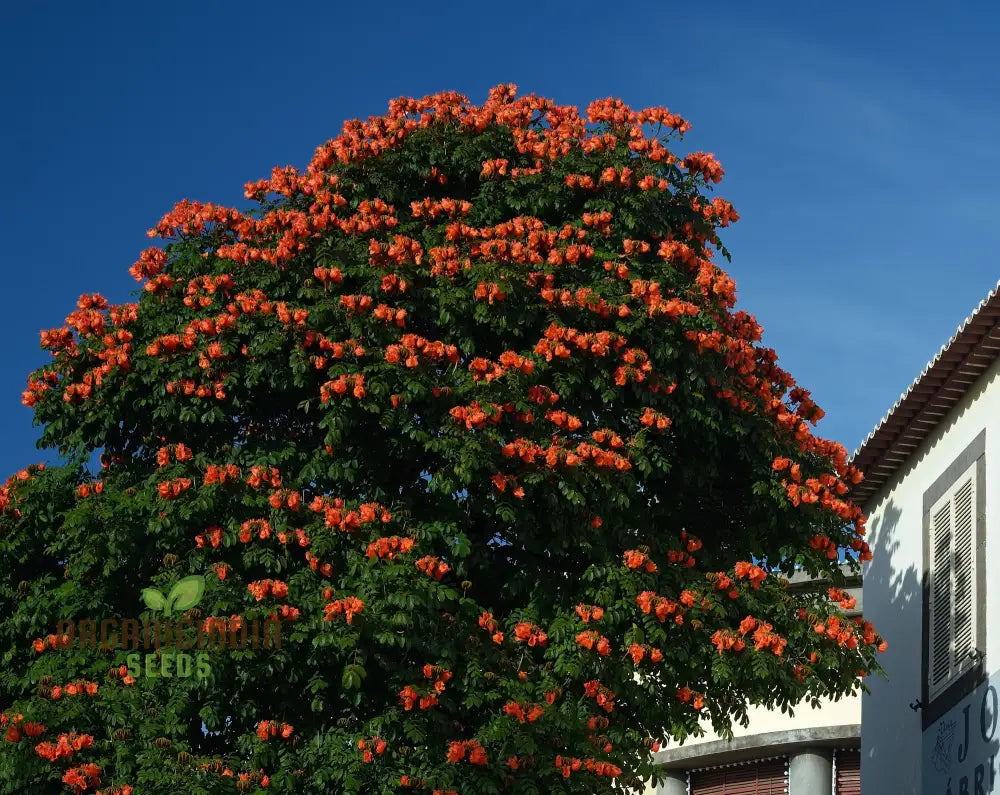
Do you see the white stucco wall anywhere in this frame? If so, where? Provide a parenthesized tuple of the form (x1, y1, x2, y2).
(670, 690, 860, 747)
(641, 683, 860, 794)
(861, 355, 1000, 795)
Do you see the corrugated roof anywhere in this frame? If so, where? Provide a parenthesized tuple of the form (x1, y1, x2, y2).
(850, 280, 1000, 505)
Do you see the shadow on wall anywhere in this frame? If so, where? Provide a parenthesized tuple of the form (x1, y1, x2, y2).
(863, 499, 1000, 794)
(862, 498, 920, 793)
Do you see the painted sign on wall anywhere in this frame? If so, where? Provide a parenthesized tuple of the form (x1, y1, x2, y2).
(923, 673, 1000, 795)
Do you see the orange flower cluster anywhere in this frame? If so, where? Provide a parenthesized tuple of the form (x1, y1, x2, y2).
(366, 535, 415, 560)
(636, 591, 683, 624)
(2, 714, 45, 742)
(268, 489, 301, 511)
(583, 680, 615, 713)
(415, 555, 450, 580)
(503, 701, 545, 723)
(623, 550, 657, 573)
(320, 374, 366, 401)
(108, 663, 136, 687)
(711, 629, 746, 654)
(478, 612, 504, 644)
(308, 497, 391, 533)
(627, 643, 664, 665)
(640, 408, 672, 430)
(733, 561, 767, 589)
(156, 443, 193, 466)
(268, 604, 300, 623)
(828, 587, 857, 611)
(534, 323, 626, 362)
(75, 481, 104, 498)
(675, 687, 705, 710)
(255, 721, 294, 741)
(574, 604, 604, 623)
(513, 622, 548, 647)
(195, 526, 223, 548)
(31, 633, 72, 654)
(385, 334, 459, 366)
(681, 152, 724, 183)
(576, 631, 611, 655)
(247, 579, 289, 601)
(473, 281, 506, 304)
(36, 732, 94, 761)
(62, 763, 102, 793)
(449, 400, 504, 429)
(813, 614, 886, 652)
(276, 528, 310, 547)
(467, 357, 505, 382)
(183, 274, 235, 308)
(410, 197, 472, 220)
(708, 572, 740, 599)
(244, 465, 281, 488)
(129, 247, 168, 281)
(490, 473, 525, 497)
(445, 739, 488, 765)
(358, 736, 388, 763)
(751, 621, 787, 656)
(239, 519, 273, 543)
(368, 235, 424, 267)
(155, 477, 192, 500)
(545, 409, 582, 431)
(500, 437, 632, 472)
(554, 755, 622, 780)
(46, 680, 99, 700)
(301, 332, 365, 370)
(164, 378, 227, 400)
(313, 264, 344, 285)
(401, 664, 453, 711)
(323, 596, 364, 624)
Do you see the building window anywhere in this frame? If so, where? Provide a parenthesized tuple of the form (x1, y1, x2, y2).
(922, 430, 986, 725)
(834, 748, 861, 795)
(928, 462, 978, 697)
(689, 757, 787, 794)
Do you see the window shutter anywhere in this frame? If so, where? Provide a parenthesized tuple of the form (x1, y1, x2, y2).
(834, 749, 861, 795)
(927, 463, 978, 698)
(951, 475, 976, 667)
(690, 757, 787, 794)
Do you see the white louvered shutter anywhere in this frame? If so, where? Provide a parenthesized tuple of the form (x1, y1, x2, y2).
(927, 462, 977, 698)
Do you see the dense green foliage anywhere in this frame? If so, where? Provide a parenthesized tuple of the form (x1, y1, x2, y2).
(1, 86, 883, 794)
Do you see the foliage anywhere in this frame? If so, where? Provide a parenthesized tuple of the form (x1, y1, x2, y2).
(1, 85, 884, 794)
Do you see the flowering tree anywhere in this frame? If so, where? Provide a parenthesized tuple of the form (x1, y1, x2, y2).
(0, 86, 885, 794)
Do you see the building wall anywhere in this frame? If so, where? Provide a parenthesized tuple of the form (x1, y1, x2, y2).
(861, 355, 1000, 794)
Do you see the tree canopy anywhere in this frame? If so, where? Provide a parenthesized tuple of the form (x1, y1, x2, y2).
(1, 85, 884, 794)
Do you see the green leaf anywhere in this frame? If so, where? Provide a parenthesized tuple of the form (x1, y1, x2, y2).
(165, 575, 205, 615)
(140, 588, 167, 612)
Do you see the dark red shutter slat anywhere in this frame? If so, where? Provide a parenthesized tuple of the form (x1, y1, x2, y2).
(835, 750, 861, 795)
(691, 757, 787, 795)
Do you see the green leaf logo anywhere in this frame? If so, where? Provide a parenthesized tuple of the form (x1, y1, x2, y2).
(140, 588, 167, 612)
(141, 575, 205, 617)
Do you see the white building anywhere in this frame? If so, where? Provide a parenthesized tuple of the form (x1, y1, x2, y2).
(855, 281, 1000, 794)
(649, 566, 863, 795)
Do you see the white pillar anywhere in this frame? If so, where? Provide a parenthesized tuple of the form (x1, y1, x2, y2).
(654, 769, 687, 795)
(789, 749, 833, 795)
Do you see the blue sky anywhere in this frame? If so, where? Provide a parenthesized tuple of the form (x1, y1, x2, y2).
(2, 1, 998, 478)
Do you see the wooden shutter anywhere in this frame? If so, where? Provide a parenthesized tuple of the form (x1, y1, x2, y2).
(834, 749, 861, 795)
(927, 462, 978, 697)
(690, 757, 787, 794)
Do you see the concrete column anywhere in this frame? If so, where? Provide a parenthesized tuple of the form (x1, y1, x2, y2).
(653, 769, 687, 795)
(789, 748, 833, 795)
